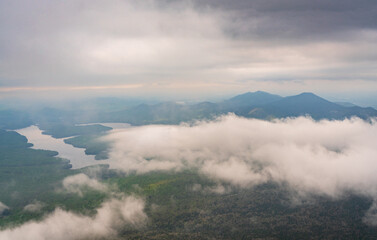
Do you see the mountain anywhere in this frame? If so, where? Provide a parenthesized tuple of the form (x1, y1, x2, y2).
(335, 102, 358, 107)
(246, 92, 377, 120)
(104, 101, 220, 125)
(7, 92, 375, 128)
(221, 91, 282, 111)
(100, 92, 377, 124)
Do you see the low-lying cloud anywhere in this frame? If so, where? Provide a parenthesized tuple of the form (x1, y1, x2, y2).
(0, 202, 9, 215)
(23, 201, 45, 213)
(61, 173, 108, 196)
(0, 195, 146, 240)
(105, 115, 377, 222)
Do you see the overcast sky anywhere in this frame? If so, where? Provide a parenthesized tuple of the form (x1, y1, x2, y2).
(0, 0, 376, 104)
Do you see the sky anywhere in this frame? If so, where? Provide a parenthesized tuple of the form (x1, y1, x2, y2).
(0, 0, 377, 104)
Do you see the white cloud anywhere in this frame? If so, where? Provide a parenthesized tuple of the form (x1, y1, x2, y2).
(61, 173, 108, 196)
(1, 0, 377, 98)
(24, 201, 44, 213)
(0, 196, 146, 240)
(0, 202, 9, 214)
(192, 183, 231, 194)
(105, 115, 377, 223)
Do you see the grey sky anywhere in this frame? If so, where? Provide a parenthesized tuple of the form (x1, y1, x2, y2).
(0, 0, 376, 102)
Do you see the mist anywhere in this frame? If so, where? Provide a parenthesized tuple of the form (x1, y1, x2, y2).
(1, 0, 377, 238)
(61, 173, 108, 196)
(23, 201, 44, 213)
(0, 195, 146, 240)
(104, 115, 377, 222)
(0, 173, 146, 239)
(0, 202, 9, 215)
(1, 0, 377, 102)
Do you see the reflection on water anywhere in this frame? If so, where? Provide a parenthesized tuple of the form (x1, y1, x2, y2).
(16, 125, 109, 169)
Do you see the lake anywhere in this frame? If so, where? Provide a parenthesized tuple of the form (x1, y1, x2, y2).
(16, 125, 112, 169)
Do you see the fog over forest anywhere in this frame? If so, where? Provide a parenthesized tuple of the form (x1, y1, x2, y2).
(1, 0, 377, 239)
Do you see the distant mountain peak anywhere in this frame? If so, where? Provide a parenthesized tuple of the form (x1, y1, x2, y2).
(225, 91, 282, 107)
(289, 92, 329, 101)
(297, 92, 317, 97)
(235, 91, 274, 97)
(229, 91, 282, 101)
(254, 90, 270, 94)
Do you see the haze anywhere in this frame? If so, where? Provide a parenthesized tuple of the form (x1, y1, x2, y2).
(0, 0, 377, 106)
(1, 1, 377, 239)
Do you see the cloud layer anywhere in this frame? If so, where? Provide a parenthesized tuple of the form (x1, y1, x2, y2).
(1, 0, 377, 98)
(0, 202, 9, 214)
(105, 115, 377, 221)
(62, 173, 108, 196)
(23, 201, 44, 213)
(0, 195, 146, 240)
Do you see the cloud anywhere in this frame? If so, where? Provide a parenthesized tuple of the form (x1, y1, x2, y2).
(0, 0, 377, 98)
(23, 201, 45, 213)
(0, 196, 146, 240)
(0, 202, 9, 214)
(61, 173, 108, 196)
(0, 0, 226, 87)
(105, 115, 377, 223)
(193, 0, 377, 40)
(191, 183, 231, 194)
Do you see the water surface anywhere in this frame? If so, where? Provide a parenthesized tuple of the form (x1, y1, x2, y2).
(16, 126, 108, 169)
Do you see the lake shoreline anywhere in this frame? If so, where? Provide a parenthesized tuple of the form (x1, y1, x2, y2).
(15, 125, 108, 169)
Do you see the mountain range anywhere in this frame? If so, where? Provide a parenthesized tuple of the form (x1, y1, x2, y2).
(102, 91, 377, 125)
(1, 91, 376, 130)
